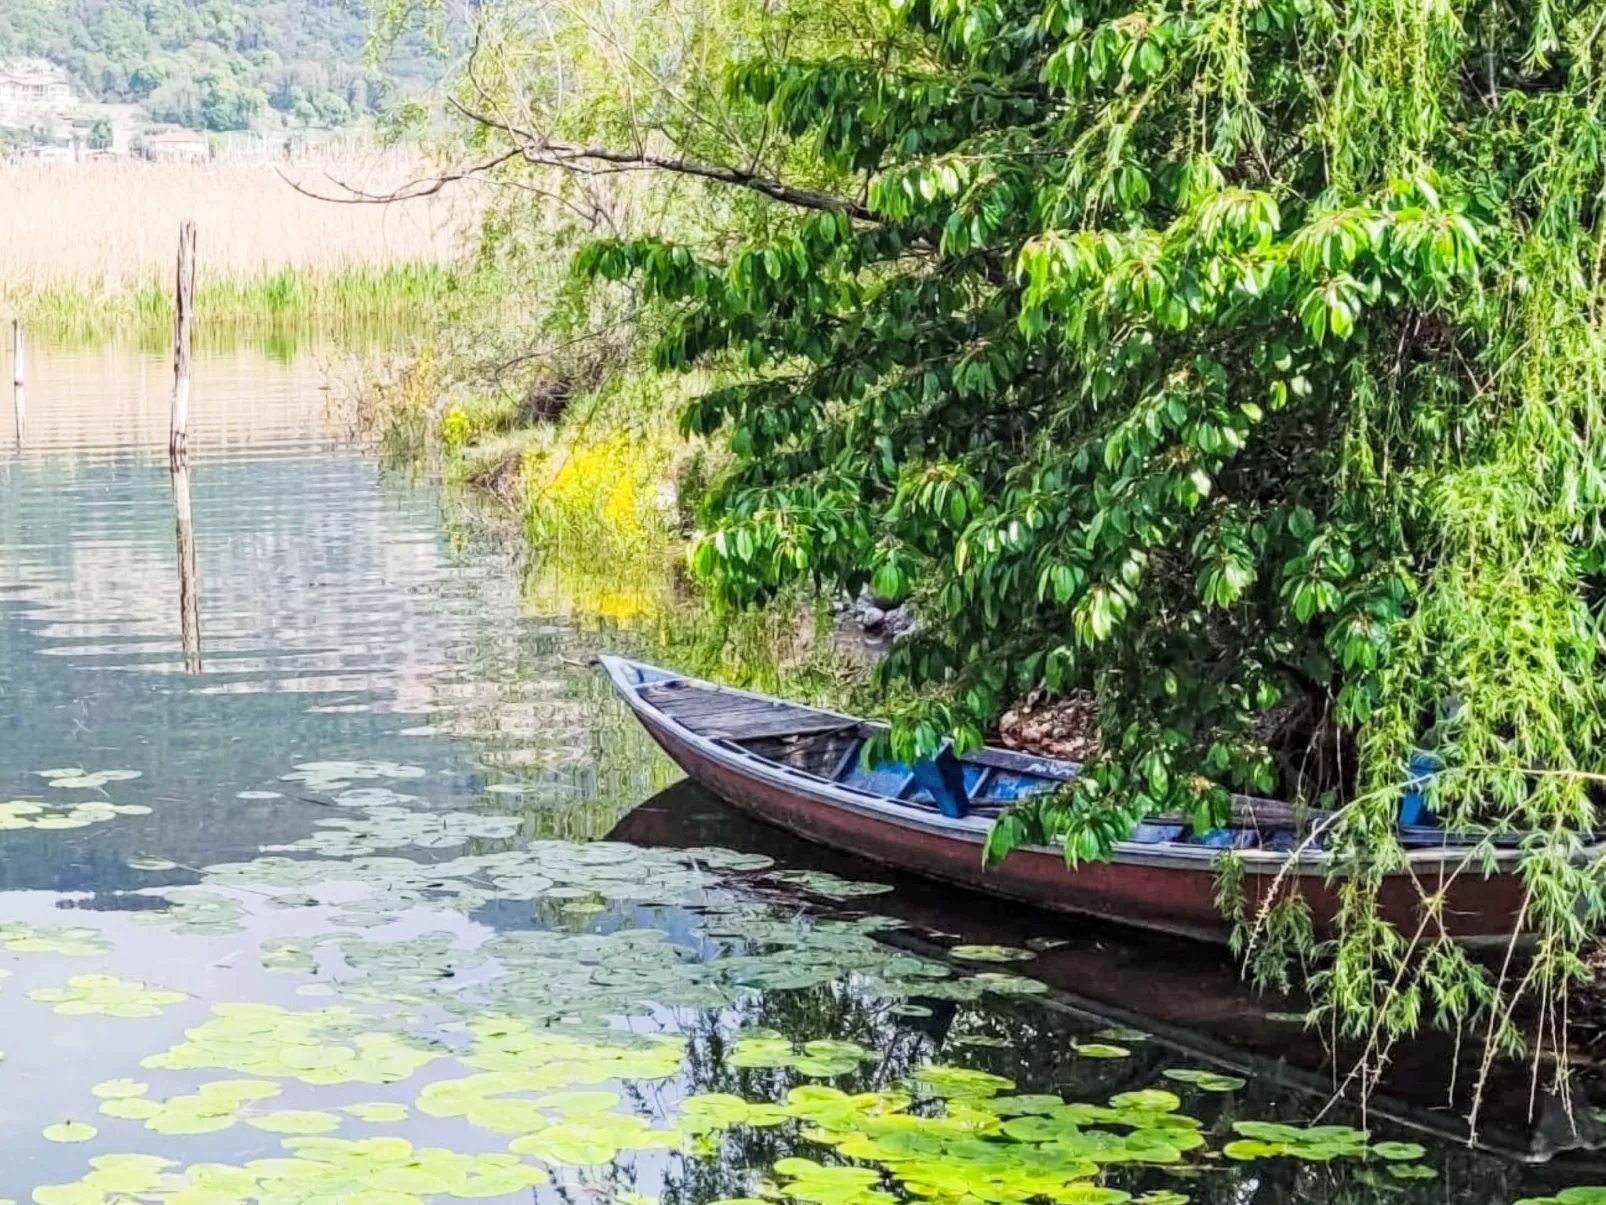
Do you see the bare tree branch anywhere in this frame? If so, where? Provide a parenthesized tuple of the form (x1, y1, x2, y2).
(279, 147, 527, 204)
(524, 138, 875, 220)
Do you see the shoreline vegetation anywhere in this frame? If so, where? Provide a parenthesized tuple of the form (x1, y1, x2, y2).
(6, 262, 458, 340)
(0, 156, 472, 337)
(341, 347, 873, 706)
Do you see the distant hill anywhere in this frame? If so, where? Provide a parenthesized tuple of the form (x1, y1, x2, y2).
(0, 0, 445, 131)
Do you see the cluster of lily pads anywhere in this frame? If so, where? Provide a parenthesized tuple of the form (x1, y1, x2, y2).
(27, 991, 1454, 1205)
(278, 760, 429, 794)
(31, 1140, 548, 1205)
(0, 766, 148, 837)
(688, 1065, 1439, 1202)
(0, 922, 107, 957)
(727, 1031, 877, 1077)
(0, 799, 150, 833)
(27, 976, 187, 1017)
(0, 746, 1477, 1205)
(1222, 1121, 1426, 1172)
(294, 809, 525, 857)
(132, 888, 246, 936)
(139, 1003, 442, 1084)
(35, 768, 143, 791)
(147, 841, 1043, 1033)
(90, 1075, 417, 1138)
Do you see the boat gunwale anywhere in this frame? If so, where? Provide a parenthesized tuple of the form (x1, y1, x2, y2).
(599, 655, 1577, 877)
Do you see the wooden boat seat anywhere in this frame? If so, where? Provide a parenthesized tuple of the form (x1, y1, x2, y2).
(640, 681, 858, 742)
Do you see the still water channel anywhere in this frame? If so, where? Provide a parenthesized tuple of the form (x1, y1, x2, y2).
(0, 337, 1591, 1204)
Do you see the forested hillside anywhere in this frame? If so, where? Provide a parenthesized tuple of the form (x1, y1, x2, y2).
(0, 0, 443, 129)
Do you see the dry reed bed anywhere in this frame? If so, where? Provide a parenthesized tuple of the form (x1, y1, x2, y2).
(0, 154, 472, 295)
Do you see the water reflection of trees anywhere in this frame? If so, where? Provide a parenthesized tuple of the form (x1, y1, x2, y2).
(650, 984, 1541, 1205)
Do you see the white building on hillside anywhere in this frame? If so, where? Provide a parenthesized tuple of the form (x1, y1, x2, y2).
(143, 129, 210, 161)
(0, 60, 74, 110)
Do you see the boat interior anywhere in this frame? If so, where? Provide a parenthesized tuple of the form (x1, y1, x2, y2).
(631, 672, 1349, 852)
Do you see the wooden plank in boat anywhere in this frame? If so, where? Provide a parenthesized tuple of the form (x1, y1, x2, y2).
(641, 682, 855, 741)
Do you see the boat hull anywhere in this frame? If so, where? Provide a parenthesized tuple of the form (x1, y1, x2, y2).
(624, 687, 1528, 945)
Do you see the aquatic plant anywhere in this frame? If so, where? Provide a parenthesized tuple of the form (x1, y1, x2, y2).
(27, 976, 187, 1018)
(0, 799, 150, 832)
(6, 264, 456, 343)
(0, 923, 108, 957)
(140, 1003, 442, 1084)
(29, 1140, 549, 1205)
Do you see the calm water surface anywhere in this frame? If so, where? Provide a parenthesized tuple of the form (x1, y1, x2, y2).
(0, 339, 1586, 1204)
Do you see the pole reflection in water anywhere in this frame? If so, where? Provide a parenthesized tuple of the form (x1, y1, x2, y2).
(171, 456, 202, 672)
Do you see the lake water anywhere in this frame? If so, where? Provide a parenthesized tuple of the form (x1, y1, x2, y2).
(0, 338, 1591, 1204)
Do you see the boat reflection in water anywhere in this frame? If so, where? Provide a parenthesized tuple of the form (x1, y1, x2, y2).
(611, 779, 1606, 1168)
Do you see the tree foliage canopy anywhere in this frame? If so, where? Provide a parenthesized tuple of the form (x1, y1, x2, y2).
(424, 0, 1606, 1111)
(0, 0, 444, 129)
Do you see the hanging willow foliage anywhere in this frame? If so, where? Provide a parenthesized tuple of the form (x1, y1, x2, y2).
(401, 0, 1606, 1124)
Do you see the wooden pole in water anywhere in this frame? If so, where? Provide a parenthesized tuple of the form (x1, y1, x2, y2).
(171, 458, 202, 673)
(11, 319, 24, 443)
(169, 220, 196, 465)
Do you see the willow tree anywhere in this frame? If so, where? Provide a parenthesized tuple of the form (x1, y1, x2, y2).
(409, 0, 1606, 1115)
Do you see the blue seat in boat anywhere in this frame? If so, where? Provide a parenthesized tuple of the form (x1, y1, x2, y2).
(1129, 822, 1188, 844)
(911, 746, 971, 819)
(1189, 827, 1257, 849)
(840, 759, 915, 798)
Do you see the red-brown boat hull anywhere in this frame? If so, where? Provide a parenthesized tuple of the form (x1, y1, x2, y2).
(633, 706, 1527, 945)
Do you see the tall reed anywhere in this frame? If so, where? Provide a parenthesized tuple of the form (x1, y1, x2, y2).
(0, 155, 473, 333)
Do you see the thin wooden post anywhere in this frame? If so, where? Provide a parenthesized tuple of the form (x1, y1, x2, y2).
(171, 459, 202, 673)
(11, 319, 24, 443)
(169, 220, 196, 464)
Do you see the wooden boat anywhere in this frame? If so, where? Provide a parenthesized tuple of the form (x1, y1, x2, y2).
(611, 780, 1606, 1164)
(599, 655, 1538, 945)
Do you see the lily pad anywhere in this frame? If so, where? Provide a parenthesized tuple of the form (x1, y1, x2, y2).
(948, 944, 1036, 962)
(91, 1079, 149, 1099)
(43, 1121, 97, 1143)
(1370, 1140, 1426, 1161)
(28, 975, 187, 1016)
(1387, 1164, 1438, 1180)
(1070, 1042, 1130, 1059)
(1162, 1069, 1246, 1092)
(344, 1102, 411, 1123)
(246, 1109, 344, 1134)
(127, 856, 178, 871)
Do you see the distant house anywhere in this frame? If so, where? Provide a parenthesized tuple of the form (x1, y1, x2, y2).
(0, 60, 73, 108)
(18, 145, 75, 164)
(143, 129, 210, 161)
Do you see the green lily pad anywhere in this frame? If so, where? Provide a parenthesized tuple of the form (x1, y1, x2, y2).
(1049, 1189, 1131, 1205)
(344, 1102, 412, 1123)
(98, 1098, 164, 1120)
(90, 1078, 149, 1099)
(1370, 1140, 1426, 1161)
(1223, 1139, 1284, 1160)
(1387, 1164, 1438, 1180)
(1070, 1042, 1130, 1059)
(1109, 1090, 1181, 1112)
(246, 1109, 343, 1134)
(910, 1065, 1016, 1098)
(948, 944, 1035, 962)
(29, 974, 186, 1016)
(43, 1121, 97, 1143)
(1162, 1068, 1246, 1092)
